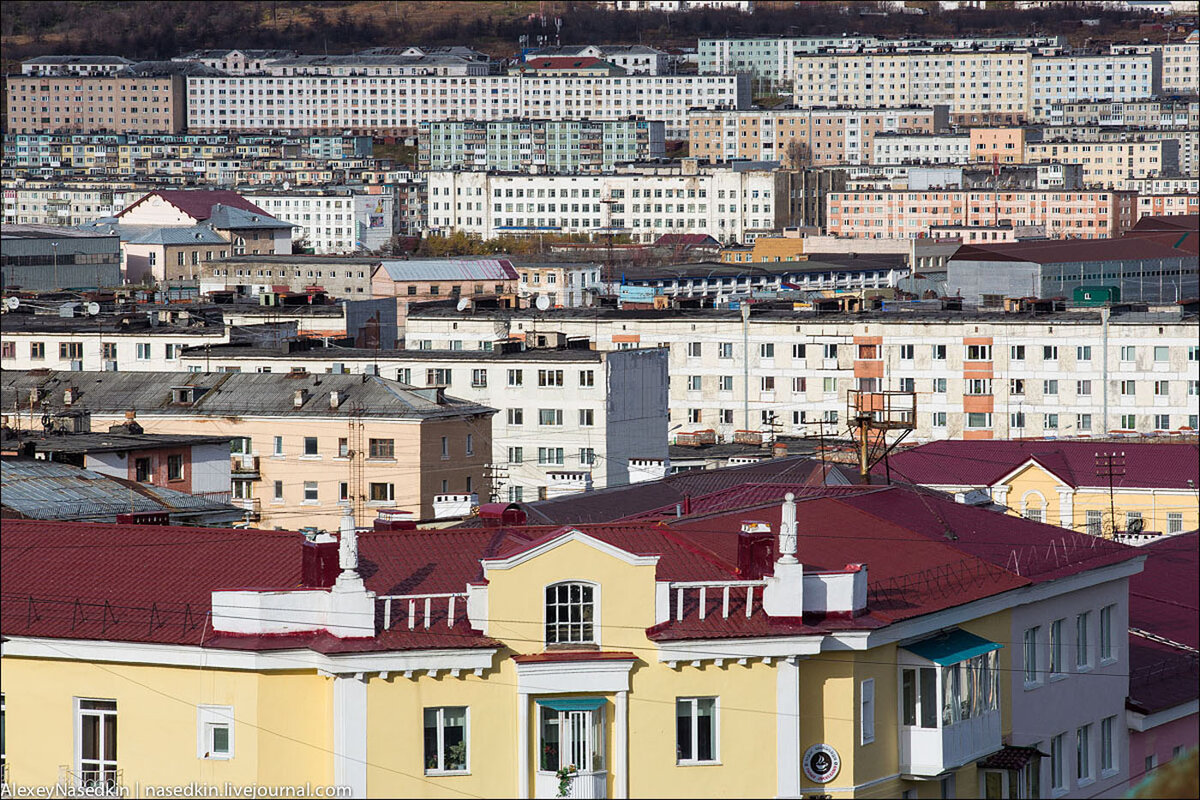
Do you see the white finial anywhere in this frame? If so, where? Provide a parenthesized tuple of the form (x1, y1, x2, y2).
(778, 492, 798, 565)
(335, 509, 362, 589)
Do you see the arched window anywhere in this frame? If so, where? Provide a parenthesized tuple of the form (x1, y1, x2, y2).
(545, 582, 596, 646)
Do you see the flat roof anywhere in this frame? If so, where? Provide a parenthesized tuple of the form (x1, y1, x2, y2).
(178, 343, 610, 362)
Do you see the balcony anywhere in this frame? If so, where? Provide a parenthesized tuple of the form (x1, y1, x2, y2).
(231, 453, 260, 478)
(231, 497, 261, 521)
(535, 770, 606, 799)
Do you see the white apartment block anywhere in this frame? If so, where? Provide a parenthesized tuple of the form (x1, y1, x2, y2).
(402, 307, 1200, 444)
(1111, 39, 1198, 96)
(240, 191, 395, 254)
(873, 134, 971, 165)
(426, 161, 786, 244)
(793, 52, 1034, 124)
(171, 344, 670, 500)
(515, 263, 605, 308)
(1040, 98, 1199, 127)
(1029, 53, 1161, 117)
(524, 45, 669, 75)
(20, 55, 133, 77)
(697, 35, 1063, 85)
(0, 316, 230, 374)
(184, 73, 749, 138)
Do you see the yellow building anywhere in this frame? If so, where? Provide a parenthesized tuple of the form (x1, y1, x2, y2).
(885, 440, 1200, 543)
(720, 233, 807, 264)
(1, 480, 1143, 798)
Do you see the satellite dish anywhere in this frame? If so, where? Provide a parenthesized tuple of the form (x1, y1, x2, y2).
(86, 302, 101, 316)
(456, 298, 471, 312)
(3, 297, 19, 311)
(535, 295, 551, 311)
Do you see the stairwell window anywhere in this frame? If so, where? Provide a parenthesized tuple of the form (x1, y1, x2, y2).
(1050, 619, 1065, 678)
(860, 679, 875, 745)
(545, 582, 596, 646)
(1023, 626, 1041, 687)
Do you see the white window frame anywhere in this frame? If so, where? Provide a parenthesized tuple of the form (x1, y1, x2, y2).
(423, 706, 470, 775)
(1099, 604, 1116, 664)
(1075, 612, 1091, 670)
(197, 705, 234, 760)
(74, 698, 118, 791)
(860, 678, 875, 745)
(1100, 715, 1118, 777)
(676, 697, 720, 765)
(544, 581, 599, 647)
(1050, 732, 1065, 793)
(1023, 626, 1041, 688)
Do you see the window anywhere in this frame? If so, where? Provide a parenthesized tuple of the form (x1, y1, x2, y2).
(1101, 716, 1116, 774)
(545, 582, 595, 645)
(676, 698, 718, 764)
(197, 705, 233, 760)
(1077, 380, 1092, 396)
(860, 679, 875, 745)
(1120, 414, 1137, 429)
(902, 666, 938, 728)
(792, 343, 807, 359)
(1126, 511, 1143, 531)
(1077, 345, 1092, 361)
(858, 344, 878, 359)
(1044, 414, 1059, 430)
(303, 437, 318, 456)
(538, 369, 564, 387)
(932, 344, 946, 360)
(1120, 346, 1136, 362)
(364, 438, 393, 460)
(424, 707, 468, 774)
(932, 378, 947, 394)
(1051, 733, 1064, 791)
(966, 344, 992, 361)
(823, 377, 837, 393)
(1011, 345, 1026, 361)
(471, 369, 487, 388)
(76, 699, 118, 790)
(273, 436, 283, 456)
(1086, 510, 1103, 536)
(167, 454, 183, 481)
(899, 344, 915, 360)
(1154, 346, 1169, 362)
(823, 343, 838, 360)
(1050, 619, 1064, 676)
(538, 448, 565, 465)
(465, 434, 474, 456)
(688, 375, 702, 391)
(1076, 612, 1090, 669)
(1167, 512, 1184, 534)
(509, 486, 524, 503)
(1077, 723, 1092, 782)
(760, 343, 775, 358)
(135, 458, 151, 483)
(967, 412, 993, 429)
(718, 342, 734, 359)
(136, 342, 151, 360)
(966, 379, 991, 395)
(539, 409, 563, 426)
(508, 369, 524, 387)
(1024, 626, 1040, 685)
(273, 481, 283, 501)
(760, 376, 775, 392)
(579, 370, 594, 387)
(1044, 345, 1059, 361)
(1010, 378, 1026, 395)
(579, 409, 595, 426)
(507, 408, 524, 425)
(1100, 604, 1116, 662)
(30, 342, 45, 360)
(932, 412, 947, 428)
(579, 448, 596, 466)
(688, 409, 702, 424)
(508, 447, 523, 464)
(369, 483, 395, 502)
(1044, 380, 1059, 396)
(687, 342, 702, 358)
(441, 437, 449, 459)
(303, 482, 318, 502)
(426, 368, 451, 386)
(1155, 380, 1170, 396)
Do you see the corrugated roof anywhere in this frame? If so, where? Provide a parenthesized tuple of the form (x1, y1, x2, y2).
(879, 440, 1200, 491)
(950, 233, 1195, 264)
(376, 259, 518, 282)
(118, 190, 270, 223)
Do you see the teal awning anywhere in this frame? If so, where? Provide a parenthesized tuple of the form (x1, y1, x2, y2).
(902, 629, 1003, 666)
(535, 697, 607, 712)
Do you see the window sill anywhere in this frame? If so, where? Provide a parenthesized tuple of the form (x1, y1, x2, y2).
(365, 458, 397, 464)
(424, 770, 470, 777)
(1077, 777, 1096, 789)
(1051, 788, 1068, 798)
(1077, 663, 1094, 674)
(1100, 657, 1117, 667)
(1023, 681, 1043, 691)
(299, 455, 322, 461)
(1049, 672, 1068, 683)
(271, 454, 285, 459)
(677, 761, 722, 767)
(270, 500, 286, 506)
(201, 754, 233, 761)
(301, 500, 320, 506)
(333, 456, 350, 462)
(1101, 768, 1119, 779)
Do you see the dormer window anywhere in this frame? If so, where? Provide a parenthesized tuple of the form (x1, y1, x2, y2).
(545, 582, 596, 647)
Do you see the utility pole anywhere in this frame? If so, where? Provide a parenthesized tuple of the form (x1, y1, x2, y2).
(741, 301, 750, 431)
(1095, 452, 1125, 538)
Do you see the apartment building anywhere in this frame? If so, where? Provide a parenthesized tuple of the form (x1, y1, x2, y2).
(369, 258, 520, 330)
(185, 72, 749, 138)
(19, 55, 134, 77)
(418, 118, 665, 173)
(1040, 127, 1199, 179)
(524, 45, 669, 75)
(1111, 38, 1198, 96)
(0, 225, 122, 292)
(241, 188, 396, 254)
(1, 370, 495, 524)
(170, 48, 296, 74)
(512, 261, 604, 307)
(1024, 140, 1179, 187)
(1029, 53, 1161, 117)
(403, 303, 1200, 442)
(1040, 98, 1199, 127)
(426, 160, 787, 244)
(697, 34, 1063, 85)
(0, 476, 1141, 798)
(1137, 193, 1200, 217)
(872, 133, 971, 165)
(173, 342, 668, 500)
(6, 62, 197, 135)
(793, 51, 1034, 124)
(825, 189, 1136, 240)
(616, 254, 909, 296)
(199, 254, 381, 298)
(687, 106, 947, 167)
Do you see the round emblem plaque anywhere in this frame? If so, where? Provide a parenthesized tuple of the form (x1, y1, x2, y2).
(802, 743, 841, 784)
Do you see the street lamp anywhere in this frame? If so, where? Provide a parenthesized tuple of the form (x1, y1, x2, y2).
(51, 241, 59, 291)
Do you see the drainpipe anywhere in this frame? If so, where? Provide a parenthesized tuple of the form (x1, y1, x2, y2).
(1101, 306, 1110, 433)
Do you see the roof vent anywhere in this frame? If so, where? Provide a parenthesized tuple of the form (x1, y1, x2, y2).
(329, 390, 342, 409)
(293, 388, 309, 408)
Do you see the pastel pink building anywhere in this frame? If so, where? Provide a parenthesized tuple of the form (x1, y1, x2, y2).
(826, 189, 1136, 240)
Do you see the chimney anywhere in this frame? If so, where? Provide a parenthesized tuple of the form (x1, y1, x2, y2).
(63, 386, 76, 407)
(762, 493, 804, 617)
(737, 521, 775, 580)
(301, 531, 339, 588)
(293, 388, 308, 408)
(125, 410, 136, 420)
(329, 390, 341, 409)
(773, 442, 788, 458)
(373, 508, 417, 531)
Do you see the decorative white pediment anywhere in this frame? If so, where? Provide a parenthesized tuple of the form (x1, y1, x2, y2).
(991, 457, 1072, 489)
(481, 527, 660, 574)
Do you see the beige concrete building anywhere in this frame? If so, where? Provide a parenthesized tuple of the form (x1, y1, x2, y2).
(826, 189, 1136, 240)
(5, 73, 186, 134)
(1024, 140, 1180, 187)
(0, 370, 496, 526)
(369, 258, 520, 331)
(688, 106, 948, 167)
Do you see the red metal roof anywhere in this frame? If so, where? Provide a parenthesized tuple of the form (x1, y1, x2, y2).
(1130, 213, 1199, 232)
(1129, 530, 1198, 650)
(950, 232, 1194, 264)
(879, 440, 1200, 491)
(118, 190, 271, 222)
(653, 234, 721, 247)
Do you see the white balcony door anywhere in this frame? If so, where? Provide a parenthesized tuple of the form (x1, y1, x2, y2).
(535, 703, 607, 799)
